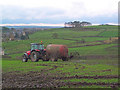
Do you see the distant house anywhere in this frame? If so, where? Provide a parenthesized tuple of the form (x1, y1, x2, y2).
(22, 31, 26, 36)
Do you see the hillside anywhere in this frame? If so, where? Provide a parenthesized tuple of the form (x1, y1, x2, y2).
(2, 25, 119, 88)
(3, 25, 118, 59)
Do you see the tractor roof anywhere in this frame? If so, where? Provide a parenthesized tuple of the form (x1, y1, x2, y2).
(31, 43, 39, 45)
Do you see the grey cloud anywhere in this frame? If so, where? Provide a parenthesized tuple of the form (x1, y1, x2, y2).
(1, 4, 118, 24)
(2, 5, 66, 20)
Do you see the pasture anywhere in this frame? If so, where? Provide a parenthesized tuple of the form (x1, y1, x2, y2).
(2, 25, 119, 88)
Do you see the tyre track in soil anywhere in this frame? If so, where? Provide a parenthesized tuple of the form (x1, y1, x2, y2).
(64, 82, 119, 88)
(2, 71, 119, 88)
(36, 64, 63, 71)
(52, 75, 119, 79)
(2, 64, 119, 88)
(2, 64, 64, 88)
(2, 72, 64, 88)
(53, 75, 119, 88)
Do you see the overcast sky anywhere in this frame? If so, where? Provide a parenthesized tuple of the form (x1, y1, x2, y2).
(1, 0, 119, 25)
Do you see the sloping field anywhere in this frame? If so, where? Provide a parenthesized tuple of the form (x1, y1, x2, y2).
(2, 25, 119, 88)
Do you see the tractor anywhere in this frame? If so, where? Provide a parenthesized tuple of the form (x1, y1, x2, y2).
(22, 43, 47, 62)
(23, 43, 77, 62)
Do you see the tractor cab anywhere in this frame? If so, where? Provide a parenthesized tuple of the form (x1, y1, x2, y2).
(23, 43, 47, 62)
(31, 43, 44, 51)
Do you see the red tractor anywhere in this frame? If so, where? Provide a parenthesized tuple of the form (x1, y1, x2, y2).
(23, 43, 74, 62)
(23, 43, 47, 62)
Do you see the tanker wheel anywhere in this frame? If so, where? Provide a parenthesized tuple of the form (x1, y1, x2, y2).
(62, 57, 68, 61)
(30, 51, 39, 62)
(22, 54, 28, 62)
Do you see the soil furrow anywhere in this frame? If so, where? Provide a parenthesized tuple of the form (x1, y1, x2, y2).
(53, 75, 119, 79)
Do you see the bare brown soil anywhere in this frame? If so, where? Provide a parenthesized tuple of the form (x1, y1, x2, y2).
(2, 71, 119, 88)
(2, 71, 63, 88)
(53, 75, 118, 79)
(64, 82, 119, 88)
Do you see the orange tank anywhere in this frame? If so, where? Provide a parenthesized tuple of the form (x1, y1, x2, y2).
(46, 44, 68, 61)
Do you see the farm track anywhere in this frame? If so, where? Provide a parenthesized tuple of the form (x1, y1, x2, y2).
(69, 43, 105, 48)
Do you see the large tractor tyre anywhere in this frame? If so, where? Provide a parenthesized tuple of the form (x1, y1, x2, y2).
(62, 57, 68, 61)
(22, 54, 28, 62)
(30, 51, 39, 62)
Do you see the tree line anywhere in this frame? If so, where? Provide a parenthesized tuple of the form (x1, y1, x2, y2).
(64, 21, 92, 28)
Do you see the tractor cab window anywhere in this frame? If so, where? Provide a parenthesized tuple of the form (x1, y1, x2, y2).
(39, 44, 44, 50)
(31, 44, 39, 51)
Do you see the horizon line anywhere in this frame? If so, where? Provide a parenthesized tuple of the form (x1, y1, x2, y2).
(0, 23, 118, 26)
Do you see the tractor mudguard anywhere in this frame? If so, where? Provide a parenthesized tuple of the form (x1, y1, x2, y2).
(24, 53, 29, 58)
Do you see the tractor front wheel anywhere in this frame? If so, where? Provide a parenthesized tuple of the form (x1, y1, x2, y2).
(22, 54, 28, 62)
(30, 51, 39, 62)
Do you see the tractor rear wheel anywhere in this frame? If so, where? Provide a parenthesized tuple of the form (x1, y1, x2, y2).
(30, 51, 39, 62)
(22, 54, 28, 62)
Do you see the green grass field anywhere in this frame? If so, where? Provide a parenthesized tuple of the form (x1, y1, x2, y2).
(2, 25, 119, 88)
(2, 59, 118, 88)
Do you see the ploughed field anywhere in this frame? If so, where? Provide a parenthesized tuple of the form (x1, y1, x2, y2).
(2, 25, 119, 88)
